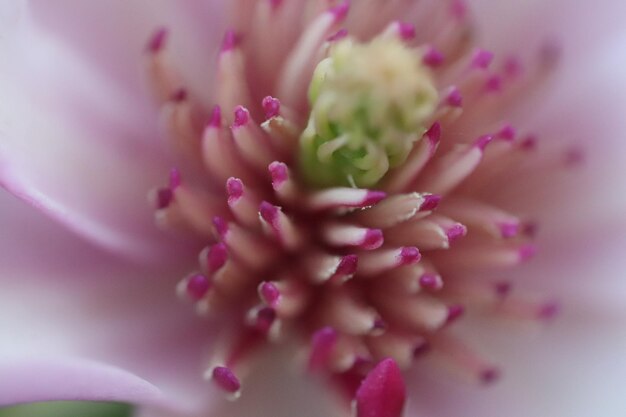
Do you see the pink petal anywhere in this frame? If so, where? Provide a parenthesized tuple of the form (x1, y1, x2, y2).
(407, 315, 626, 417)
(472, 0, 626, 56)
(27, 0, 227, 103)
(0, 356, 178, 410)
(0, 9, 188, 261)
(0, 193, 209, 413)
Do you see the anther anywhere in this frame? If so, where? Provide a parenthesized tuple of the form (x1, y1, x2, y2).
(184, 274, 211, 301)
(147, 27, 167, 53)
(211, 366, 242, 398)
(262, 96, 281, 119)
(222, 30, 240, 52)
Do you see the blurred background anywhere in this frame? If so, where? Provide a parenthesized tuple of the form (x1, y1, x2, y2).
(0, 402, 132, 417)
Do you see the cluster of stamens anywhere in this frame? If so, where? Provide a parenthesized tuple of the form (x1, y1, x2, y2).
(146, 0, 571, 413)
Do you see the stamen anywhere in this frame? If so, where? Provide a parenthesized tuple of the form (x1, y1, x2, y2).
(308, 188, 387, 211)
(258, 281, 281, 308)
(352, 193, 440, 229)
(308, 326, 338, 372)
(231, 106, 276, 171)
(226, 177, 262, 228)
(210, 366, 242, 399)
(354, 358, 406, 417)
(259, 201, 304, 250)
(322, 223, 384, 250)
(146, 0, 563, 407)
(262, 96, 281, 119)
(357, 247, 421, 278)
(415, 135, 493, 195)
(423, 46, 445, 67)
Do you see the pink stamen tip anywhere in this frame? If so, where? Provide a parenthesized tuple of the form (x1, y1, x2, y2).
(539, 40, 561, 66)
(475, 135, 494, 151)
(258, 281, 281, 307)
(538, 301, 560, 320)
(413, 341, 431, 358)
(494, 281, 512, 297)
(147, 27, 167, 53)
(445, 87, 463, 108)
(520, 135, 538, 151)
(498, 222, 519, 238)
(522, 221, 539, 238)
(399, 247, 421, 264)
(426, 122, 442, 146)
(170, 88, 187, 102)
(484, 75, 502, 92)
(354, 356, 374, 368)
(497, 124, 517, 141)
(446, 304, 465, 324)
(262, 96, 281, 119)
(480, 368, 500, 385)
(450, 0, 468, 19)
(309, 327, 338, 371)
(155, 187, 173, 209)
(564, 147, 585, 166)
(363, 229, 384, 250)
(355, 358, 406, 417)
(504, 56, 523, 77)
(226, 177, 244, 202)
(212, 217, 228, 239)
(446, 224, 467, 242)
(329, 2, 350, 22)
(169, 168, 181, 189)
(372, 318, 387, 332)
(233, 105, 250, 127)
(253, 307, 277, 334)
(419, 273, 442, 291)
(208, 106, 222, 128)
(363, 190, 387, 206)
(420, 194, 441, 211)
(327, 28, 349, 42)
(212, 366, 241, 394)
(268, 0, 283, 10)
(397, 22, 416, 40)
(221, 30, 240, 52)
(259, 201, 279, 224)
(337, 254, 359, 276)
(207, 243, 228, 273)
(269, 161, 288, 188)
(519, 244, 537, 261)
(423, 46, 445, 67)
(472, 49, 494, 69)
(186, 274, 211, 301)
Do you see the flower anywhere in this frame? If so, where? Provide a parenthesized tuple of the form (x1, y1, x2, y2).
(1, 1, 626, 417)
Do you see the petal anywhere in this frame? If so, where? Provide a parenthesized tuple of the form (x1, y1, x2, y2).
(27, 0, 227, 103)
(488, 31, 626, 237)
(407, 314, 626, 417)
(0, 192, 208, 412)
(0, 356, 175, 410)
(0, 7, 187, 262)
(472, 0, 626, 55)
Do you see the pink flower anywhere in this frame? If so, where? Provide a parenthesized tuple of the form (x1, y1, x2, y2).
(2, 1, 626, 417)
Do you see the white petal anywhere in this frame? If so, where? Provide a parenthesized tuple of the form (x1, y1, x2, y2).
(0, 9, 183, 260)
(27, 0, 227, 103)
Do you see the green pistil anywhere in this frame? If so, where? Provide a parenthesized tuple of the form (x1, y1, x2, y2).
(299, 37, 439, 188)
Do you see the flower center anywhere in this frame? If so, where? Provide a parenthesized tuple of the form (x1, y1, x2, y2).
(145, 1, 573, 414)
